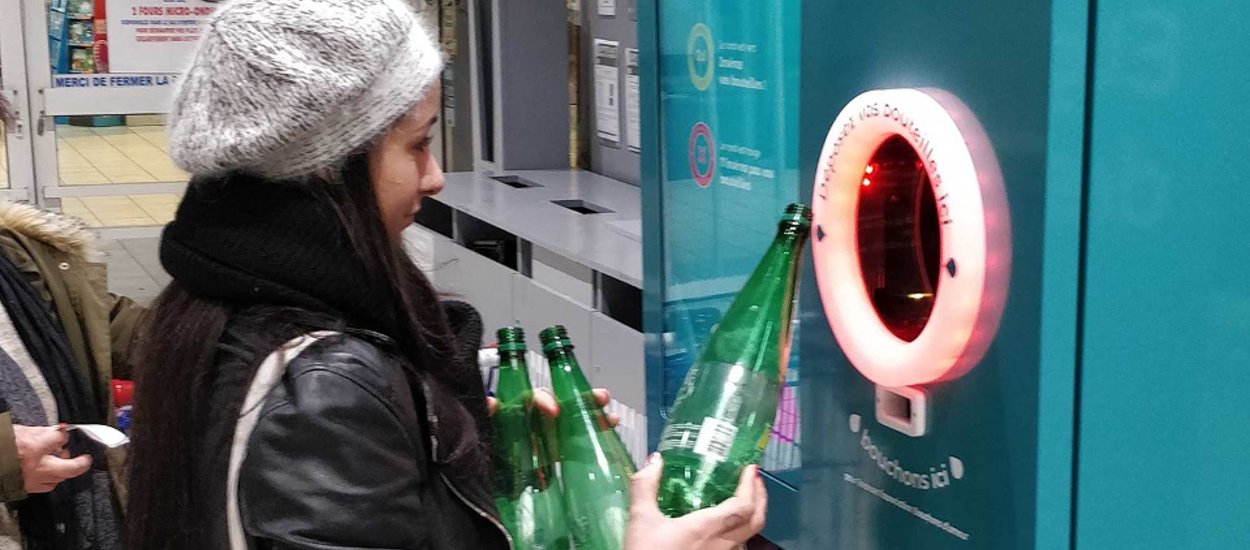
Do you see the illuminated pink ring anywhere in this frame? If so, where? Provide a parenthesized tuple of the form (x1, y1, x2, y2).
(810, 89, 1011, 387)
(688, 122, 715, 187)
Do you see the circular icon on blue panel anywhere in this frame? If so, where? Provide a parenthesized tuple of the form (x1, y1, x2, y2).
(688, 122, 715, 187)
(687, 23, 715, 91)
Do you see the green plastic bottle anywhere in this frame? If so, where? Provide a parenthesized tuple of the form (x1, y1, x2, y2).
(656, 203, 811, 517)
(490, 327, 569, 550)
(542, 325, 636, 550)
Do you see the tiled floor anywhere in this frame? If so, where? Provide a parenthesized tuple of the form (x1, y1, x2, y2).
(61, 193, 180, 227)
(1, 122, 186, 226)
(99, 237, 168, 306)
(56, 124, 188, 186)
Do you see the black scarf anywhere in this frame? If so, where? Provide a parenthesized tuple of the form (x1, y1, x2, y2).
(160, 174, 495, 494)
(160, 175, 404, 340)
(0, 253, 101, 424)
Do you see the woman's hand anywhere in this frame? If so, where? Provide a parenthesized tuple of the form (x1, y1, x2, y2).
(624, 455, 768, 550)
(487, 388, 621, 427)
(487, 387, 621, 468)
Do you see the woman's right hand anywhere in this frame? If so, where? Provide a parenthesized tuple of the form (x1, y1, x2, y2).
(624, 455, 768, 550)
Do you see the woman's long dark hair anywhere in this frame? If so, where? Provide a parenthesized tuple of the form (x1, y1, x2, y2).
(125, 152, 483, 549)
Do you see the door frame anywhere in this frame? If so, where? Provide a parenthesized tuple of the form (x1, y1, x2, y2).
(1, 0, 36, 202)
(19, 0, 185, 208)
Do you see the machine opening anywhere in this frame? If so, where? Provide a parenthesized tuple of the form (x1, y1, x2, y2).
(876, 385, 928, 437)
(856, 135, 942, 342)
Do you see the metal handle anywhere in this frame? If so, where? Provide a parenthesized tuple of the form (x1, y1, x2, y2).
(2, 88, 24, 140)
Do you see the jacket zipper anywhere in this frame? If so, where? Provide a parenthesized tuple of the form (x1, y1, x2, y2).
(439, 472, 515, 550)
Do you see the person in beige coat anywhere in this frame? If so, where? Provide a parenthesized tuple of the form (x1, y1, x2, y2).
(2, 72, 144, 550)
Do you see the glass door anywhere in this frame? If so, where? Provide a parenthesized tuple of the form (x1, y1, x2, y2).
(21, 0, 214, 235)
(1, 0, 36, 202)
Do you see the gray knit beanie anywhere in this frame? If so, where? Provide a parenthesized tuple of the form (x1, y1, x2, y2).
(169, 0, 443, 179)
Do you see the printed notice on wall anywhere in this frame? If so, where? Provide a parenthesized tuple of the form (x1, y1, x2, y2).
(598, 0, 616, 17)
(594, 39, 621, 144)
(52, 73, 178, 89)
(625, 48, 641, 152)
(106, 0, 219, 73)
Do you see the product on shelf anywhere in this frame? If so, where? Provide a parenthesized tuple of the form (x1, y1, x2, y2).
(70, 48, 95, 73)
(67, 21, 93, 45)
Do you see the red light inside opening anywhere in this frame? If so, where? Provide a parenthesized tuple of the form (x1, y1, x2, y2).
(863, 164, 878, 187)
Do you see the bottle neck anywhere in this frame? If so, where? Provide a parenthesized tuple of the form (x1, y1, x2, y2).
(544, 346, 590, 401)
(700, 222, 808, 374)
(494, 344, 534, 400)
(775, 222, 809, 244)
(543, 346, 578, 371)
(498, 348, 527, 371)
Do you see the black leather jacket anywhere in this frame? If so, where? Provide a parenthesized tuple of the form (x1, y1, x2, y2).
(193, 314, 512, 550)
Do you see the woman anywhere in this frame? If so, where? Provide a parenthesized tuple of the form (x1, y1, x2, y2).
(125, 1, 766, 549)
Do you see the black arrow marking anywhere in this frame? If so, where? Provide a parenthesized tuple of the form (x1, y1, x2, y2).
(816, 225, 826, 242)
(946, 258, 957, 278)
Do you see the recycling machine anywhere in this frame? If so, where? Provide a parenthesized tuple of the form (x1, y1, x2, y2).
(640, 1, 1250, 549)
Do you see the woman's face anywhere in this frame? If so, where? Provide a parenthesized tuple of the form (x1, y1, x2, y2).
(369, 83, 445, 240)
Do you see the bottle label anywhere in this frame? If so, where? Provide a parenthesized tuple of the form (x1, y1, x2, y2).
(692, 417, 739, 462)
(658, 417, 740, 463)
(657, 422, 700, 452)
(658, 362, 780, 464)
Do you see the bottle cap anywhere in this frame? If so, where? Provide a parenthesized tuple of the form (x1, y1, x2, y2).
(112, 379, 134, 408)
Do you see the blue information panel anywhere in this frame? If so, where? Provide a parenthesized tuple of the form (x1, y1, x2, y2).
(656, 1, 802, 484)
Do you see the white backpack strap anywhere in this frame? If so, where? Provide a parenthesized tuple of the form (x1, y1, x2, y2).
(226, 331, 338, 550)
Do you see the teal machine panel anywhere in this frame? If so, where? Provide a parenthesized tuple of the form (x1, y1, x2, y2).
(1075, 1, 1250, 548)
(641, 1, 1250, 548)
(794, 1, 1059, 548)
